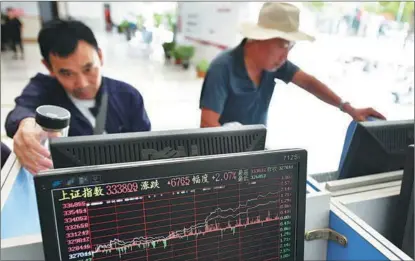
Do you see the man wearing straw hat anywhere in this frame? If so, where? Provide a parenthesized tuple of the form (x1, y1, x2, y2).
(199, 3, 385, 127)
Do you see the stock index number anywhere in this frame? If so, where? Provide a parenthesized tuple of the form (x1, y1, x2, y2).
(106, 182, 139, 195)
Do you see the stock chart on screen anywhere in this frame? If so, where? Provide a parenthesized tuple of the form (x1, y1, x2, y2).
(36, 150, 305, 261)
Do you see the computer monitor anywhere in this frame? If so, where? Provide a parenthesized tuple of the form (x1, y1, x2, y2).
(34, 149, 307, 261)
(50, 125, 267, 169)
(338, 120, 414, 179)
(391, 144, 414, 257)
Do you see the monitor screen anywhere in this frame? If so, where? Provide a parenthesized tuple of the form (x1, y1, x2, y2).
(35, 149, 307, 261)
(50, 125, 267, 169)
(338, 120, 414, 179)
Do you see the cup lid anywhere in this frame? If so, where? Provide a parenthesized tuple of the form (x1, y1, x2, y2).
(35, 105, 71, 130)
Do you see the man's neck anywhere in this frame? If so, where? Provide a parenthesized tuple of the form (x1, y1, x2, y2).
(244, 44, 263, 86)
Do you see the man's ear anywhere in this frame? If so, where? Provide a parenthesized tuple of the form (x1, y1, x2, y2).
(41, 59, 55, 77)
(98, 48, 103, 66)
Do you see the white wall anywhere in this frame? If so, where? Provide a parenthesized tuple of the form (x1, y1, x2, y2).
(64, 2, 158, 32)
(64, 2, 177, 33)
(108, 2, 144, 25)
(57, 2, 69, 19)
(176, 2, 262, 64)
(66, 2, 105, 33)
(175, 2, 317, 65)
(66, 2, 104, 19)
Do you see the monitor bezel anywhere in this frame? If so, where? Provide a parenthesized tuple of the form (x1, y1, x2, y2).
(35, 149, 307, 261)
(49, 124, 267, 146)
(49, 124, 267, 168)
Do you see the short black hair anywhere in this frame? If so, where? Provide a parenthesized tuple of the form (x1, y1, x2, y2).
(38, 19, 99, 64)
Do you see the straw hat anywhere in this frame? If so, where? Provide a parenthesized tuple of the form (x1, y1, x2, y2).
(240, 2, 315, 42)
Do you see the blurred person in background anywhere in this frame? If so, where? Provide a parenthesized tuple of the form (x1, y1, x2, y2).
(104, 4, 113, 32)
(404, 10, 414, 47)
(5, 19, 151, 175)
(351, 7, 362, 35)
(1, 11, 9, 51)
(200, 2, 386, 128)
(6, 7, 24, 59)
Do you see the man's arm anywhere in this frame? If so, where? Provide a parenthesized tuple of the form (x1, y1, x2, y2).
(5, 77, 53, 174)
(199, 60, 229, 127)
(5, 80, 46, 138)
(292, 70, 347, 109)
(292, 70, 386, 120)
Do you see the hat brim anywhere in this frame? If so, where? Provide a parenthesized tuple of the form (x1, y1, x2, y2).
(239, 22, 315, 42)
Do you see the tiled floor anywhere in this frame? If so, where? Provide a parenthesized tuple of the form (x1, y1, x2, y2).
(1, 32, 414, 174)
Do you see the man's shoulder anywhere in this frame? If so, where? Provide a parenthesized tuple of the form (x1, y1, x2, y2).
(103, 77, 143, 98)
(27, 73, 60, 91)
(104, 77, 135, 91)
(210, 48, 235, 68)
(272, 60, 300, 84)
(30, 72, 56, 83)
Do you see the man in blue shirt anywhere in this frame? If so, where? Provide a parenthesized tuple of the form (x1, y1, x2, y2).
(200, 3, 385, 127)
(5, 20, 151, 174)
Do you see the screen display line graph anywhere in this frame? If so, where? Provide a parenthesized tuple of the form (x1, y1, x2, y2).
(92, 190, 283, 257)
(50, 163, 297, 261)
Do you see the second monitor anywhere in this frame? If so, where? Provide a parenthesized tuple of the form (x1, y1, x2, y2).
(391, 144, 414, 258)
(338, 119, 414, 179)
(50, 125, 267, 169)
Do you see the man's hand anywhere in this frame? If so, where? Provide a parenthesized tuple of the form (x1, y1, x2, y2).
(346, 106, 387, 122)
(13, 117, 53, 174)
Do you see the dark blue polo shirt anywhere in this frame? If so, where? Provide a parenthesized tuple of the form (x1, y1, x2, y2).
(199, 38, 300, 126)
(5, 73, 151, 138)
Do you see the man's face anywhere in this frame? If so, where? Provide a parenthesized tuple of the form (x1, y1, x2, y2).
(43, 40, 103, 100)
(260, 38, 294, 72)
(7, 10, 14, 19)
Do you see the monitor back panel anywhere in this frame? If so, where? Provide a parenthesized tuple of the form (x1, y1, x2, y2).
(50, 125, 267, 168)
(35, 149, 307, 261)
(391, 145, 414, 249)
(401, 189, 414, 259)
(339, 120, 414, 179)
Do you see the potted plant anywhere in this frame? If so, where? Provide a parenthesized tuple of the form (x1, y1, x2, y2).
(175, 45, 195, 69)
(153, 13, 163, 28)
(137, 14, 145, 31)
(196, 60, 209, 78)
(162, 42, 175, 60)
(172, 48, 181, 65)
(165, 12, 175, 32)
(118, 20, 133, 40)
(118, 20, 129, 33)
